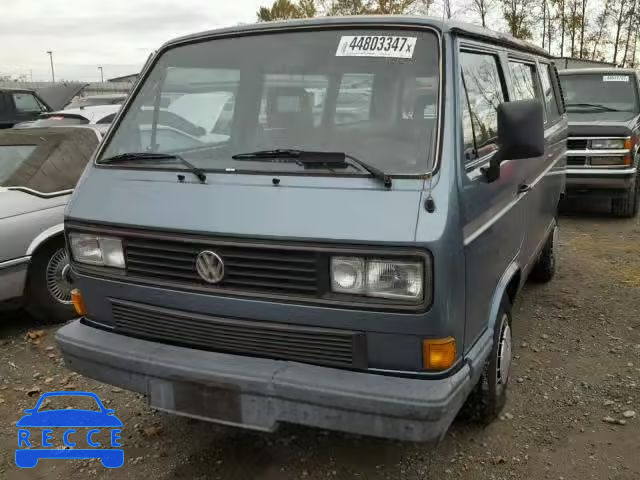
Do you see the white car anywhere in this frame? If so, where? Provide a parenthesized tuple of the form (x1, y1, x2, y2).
(13, 105, 120, 132)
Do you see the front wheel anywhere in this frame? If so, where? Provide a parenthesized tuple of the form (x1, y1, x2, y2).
(462, 298, 512, 423)
(26, 238, 75, 323)
(611, 178, 639, 218)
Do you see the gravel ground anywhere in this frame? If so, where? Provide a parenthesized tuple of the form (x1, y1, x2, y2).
(1, 200, 639, 479)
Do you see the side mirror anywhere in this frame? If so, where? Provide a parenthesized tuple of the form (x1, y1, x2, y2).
(482, 100, 544, 182)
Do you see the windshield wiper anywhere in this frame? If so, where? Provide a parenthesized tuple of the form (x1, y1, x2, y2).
(566, 103, 620, 112)
(100, 152, 207, 184)
(231, 149, 392, 189)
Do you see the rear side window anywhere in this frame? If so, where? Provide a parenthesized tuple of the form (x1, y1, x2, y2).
(0, 128, 99, 192)
(0, 145, 37, 183)
(539, 64, 561, 122)
(13, 93, 43, 113)
(508, 62, 540, 101)
(460, 51, 506, 162)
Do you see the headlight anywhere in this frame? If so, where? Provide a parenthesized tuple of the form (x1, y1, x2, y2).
(331, 257, 365, 293)
(69, 233, 125, 268)
(367, 260, 423, 300)
(331, 256, 426, 302)
(591, 138, 626, 149)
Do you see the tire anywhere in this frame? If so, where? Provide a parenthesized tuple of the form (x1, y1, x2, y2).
(529, 224, 557, 283)
(462, 298, 512, 424)
(611, 178, 639, 218)
(25, 238, 75, 323)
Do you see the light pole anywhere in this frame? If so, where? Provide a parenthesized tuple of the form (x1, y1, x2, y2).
(46, 51, 55, 83)
(98, 66, 104, 83)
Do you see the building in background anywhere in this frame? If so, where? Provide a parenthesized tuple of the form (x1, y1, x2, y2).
(107, 74, 138, 84)
(555, 57, 616, 70)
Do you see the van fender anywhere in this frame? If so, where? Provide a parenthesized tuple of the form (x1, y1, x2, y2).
(464, 259, 521, 381)
(487, 260, 521, 332)
(26, 224, 65, 256)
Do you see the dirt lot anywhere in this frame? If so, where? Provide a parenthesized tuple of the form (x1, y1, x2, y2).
(1, 201, 640, 480)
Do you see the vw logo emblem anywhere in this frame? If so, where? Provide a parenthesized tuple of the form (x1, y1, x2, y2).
(195, 250, 225, 284)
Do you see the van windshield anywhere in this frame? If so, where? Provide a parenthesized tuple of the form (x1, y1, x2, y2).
(98, 29, 440, 175)
(560, 73, 640, 113)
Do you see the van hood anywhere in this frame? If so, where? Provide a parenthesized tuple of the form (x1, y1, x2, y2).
(0, 188, 67, 220)
(67, 171, 425, 244)
(567, 111, 640, 137)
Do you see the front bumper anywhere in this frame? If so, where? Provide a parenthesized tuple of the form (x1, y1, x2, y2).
(56, 320, 478, 442)
(0, 256, 30, 304)
(565, 167, 637, 195)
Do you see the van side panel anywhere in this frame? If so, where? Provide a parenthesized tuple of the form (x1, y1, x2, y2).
(455, 40, 526, 349)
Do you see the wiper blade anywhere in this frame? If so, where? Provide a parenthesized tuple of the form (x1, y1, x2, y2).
(100, 152, 207, 183)
(231, 149, 302, 160)
(566, 103, 620, 112)
(231, 149, 392, 189)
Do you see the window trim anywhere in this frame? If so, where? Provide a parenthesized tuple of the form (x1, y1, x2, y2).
(506, 58, 546, 123)
(458, 46, 508, 171)
(538, 62, 563, 125)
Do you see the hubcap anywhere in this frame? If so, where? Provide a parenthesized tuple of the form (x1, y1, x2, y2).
(46, 248, 73, 304)
(496, 316, 512, 385)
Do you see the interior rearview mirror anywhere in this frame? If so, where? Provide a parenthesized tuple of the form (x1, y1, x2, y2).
(482, 99, 544, 182)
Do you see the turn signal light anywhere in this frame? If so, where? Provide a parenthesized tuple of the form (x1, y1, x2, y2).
(422, 337, 456, 370)
(71, 289, 87, 317)
(624, 137, 634, 150)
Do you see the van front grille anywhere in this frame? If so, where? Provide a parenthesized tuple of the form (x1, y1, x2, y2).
(567, 156, 587, 166)
(125, 237, 320, 297)
(110, 299, 367, 369)
(567, 139, 588, 150)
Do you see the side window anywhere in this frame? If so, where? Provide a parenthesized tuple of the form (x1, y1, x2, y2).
(460, 51, 506, 162)
(13, 93, 42, 113)
(508, 61, 539, 101)
(540, 64, 561, 122)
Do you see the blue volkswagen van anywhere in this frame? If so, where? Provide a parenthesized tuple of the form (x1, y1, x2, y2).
(56, 17, 567, 441)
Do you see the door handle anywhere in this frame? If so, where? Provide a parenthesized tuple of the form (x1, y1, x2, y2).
(517, 183, 531, 194)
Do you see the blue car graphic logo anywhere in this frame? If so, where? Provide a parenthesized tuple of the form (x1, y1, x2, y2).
(15, 391, 123, 468)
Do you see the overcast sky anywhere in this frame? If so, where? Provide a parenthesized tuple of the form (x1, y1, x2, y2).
(0, 0, 266, 82)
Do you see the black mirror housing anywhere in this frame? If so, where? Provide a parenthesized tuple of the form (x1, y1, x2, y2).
(497, 99, 544, 160)
(482, 100, 544, 182)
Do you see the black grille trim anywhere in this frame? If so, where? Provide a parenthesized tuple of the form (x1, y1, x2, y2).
(125, 237, 320, 296)
(567, 139, 588, 150)
(110, 299, 367, 369)
(567, 156, 587, 166)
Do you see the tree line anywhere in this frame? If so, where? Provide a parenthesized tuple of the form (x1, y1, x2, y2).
(256, 0, 640, 67)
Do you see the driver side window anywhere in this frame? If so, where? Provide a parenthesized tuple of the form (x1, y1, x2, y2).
(460, 51, 506, 165)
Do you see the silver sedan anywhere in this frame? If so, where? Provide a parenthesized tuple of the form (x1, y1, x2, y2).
(0, 126, 101, 321)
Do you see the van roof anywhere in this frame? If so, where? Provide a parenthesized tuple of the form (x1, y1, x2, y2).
(162, 16, 551, 59)
(559, 67, 637, 75)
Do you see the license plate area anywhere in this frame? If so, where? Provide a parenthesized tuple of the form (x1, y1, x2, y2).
(148, 379, 276, 431)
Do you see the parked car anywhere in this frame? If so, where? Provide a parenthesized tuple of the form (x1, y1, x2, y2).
(56, 17, 567, 442)
(13, 105, 120, 131)
(0, 88, 51, 129)
(559, 68, 640, 217)
(65, 94, 127, 110)
(0, 126, 102, 321)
